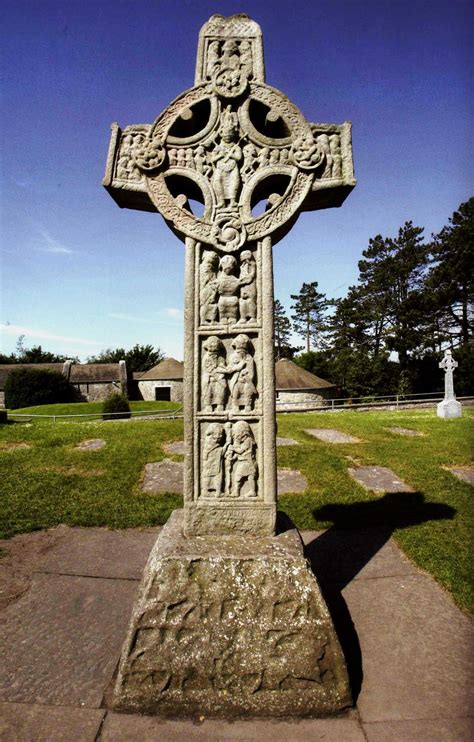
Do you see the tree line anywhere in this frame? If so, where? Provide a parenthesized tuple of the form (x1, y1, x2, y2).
(276, 198, 473, 396)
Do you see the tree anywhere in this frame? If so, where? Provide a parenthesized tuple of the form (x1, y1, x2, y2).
(17, 345, 72, 363)
(356, 222, 429, 368)
(290, 282, 329, 352)
(427, 198, 474, 347)
(274, 300, 298, 359)
(4, 368, 77, 409)
(87, 344, 164, 373)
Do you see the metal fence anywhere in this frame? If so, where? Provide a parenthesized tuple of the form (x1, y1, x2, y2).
(7, 406, 183, 423)
(276, 391, 474, 412)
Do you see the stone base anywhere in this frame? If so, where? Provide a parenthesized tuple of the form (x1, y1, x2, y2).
(437, 399, 462, 418)
(183, 502, 276, 537)
(112, 510, 351, 717)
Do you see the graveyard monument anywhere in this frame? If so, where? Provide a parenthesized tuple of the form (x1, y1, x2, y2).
(103, 14, 356, 716)
(437, 349, 462, 418)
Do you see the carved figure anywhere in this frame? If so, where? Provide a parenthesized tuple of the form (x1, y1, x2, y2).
(228, 334, 257, 412)
(216, 255, 240, 323)
(202, 336, 228, 412)
(242, 142, 257, 180)
(316, 134, 332, 178)
(239, 250, 257, 323)
(221, 39, 240, 70)
(199, 250, 219, 324)
(207, 40, 220, 77)
(225, 421, 257, 498)
(211, 107, 242, 208)
(194, 145, 210, 176)
(329, 134, 342, 178)
(202, 423, 226, 497)
(239, 40, 252, 75)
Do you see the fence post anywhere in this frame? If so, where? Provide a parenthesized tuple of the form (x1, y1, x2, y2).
(331, 399, 334, 411)
(396, 395, 399, 410)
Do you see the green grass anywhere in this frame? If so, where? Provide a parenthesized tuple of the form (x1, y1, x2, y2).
(1, 408, 473, 612)
(7, 400, 182, 419)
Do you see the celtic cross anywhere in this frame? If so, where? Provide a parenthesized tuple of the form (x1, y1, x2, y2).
(103, 14, 355, 537)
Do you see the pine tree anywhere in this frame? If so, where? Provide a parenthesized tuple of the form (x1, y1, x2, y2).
(290, 282, 329, 352)
(274, 300, 292, 360)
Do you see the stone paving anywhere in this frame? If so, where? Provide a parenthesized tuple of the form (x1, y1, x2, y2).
(277, 468, 308, 493)
(276, 436, 299, 446)
(305, 428, 361, 444)
(75, 438, 106, 451)
(348, 466, 413, 493)
(387, 426, 424, 437)
(446, 467, 474, 486)
(0, 524, 472, 740)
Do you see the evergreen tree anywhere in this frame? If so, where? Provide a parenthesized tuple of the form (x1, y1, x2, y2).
(427, 198, 474, 346)
(274, 300, 294, 359)
(87, 344, 164, 373)
(290, 282, 329, 352)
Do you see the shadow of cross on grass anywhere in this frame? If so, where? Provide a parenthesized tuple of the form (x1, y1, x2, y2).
(305, 492, 456, 702)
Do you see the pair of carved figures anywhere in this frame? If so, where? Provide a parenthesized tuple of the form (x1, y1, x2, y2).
(200, 248, 256, 325)
(202, 334, 257, 414)
(202, 420, 257, 499)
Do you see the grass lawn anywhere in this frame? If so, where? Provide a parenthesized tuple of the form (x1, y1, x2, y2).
(7, 400, 182, 419)
(1, 408, 472, 612)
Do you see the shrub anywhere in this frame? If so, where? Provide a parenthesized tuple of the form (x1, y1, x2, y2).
(5, 368, 77, 410)
(0, 410, 7, 424)
(102, 393, 131, 420)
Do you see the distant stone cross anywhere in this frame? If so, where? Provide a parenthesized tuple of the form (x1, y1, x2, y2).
(103, 14, 355, 536)
(439, 349, 457, 400)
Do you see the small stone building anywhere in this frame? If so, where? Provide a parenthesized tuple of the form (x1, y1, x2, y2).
(137, 358, 184, 402)
(67, 361, 128, 402)
(0, 360, 127, 406)
(275, 358, 335, 410)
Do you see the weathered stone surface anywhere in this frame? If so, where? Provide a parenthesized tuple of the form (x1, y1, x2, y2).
(103, 14, 355, 538)
(387, 426, 423, 437)
(277, 467, 308, 493)
(437, 399, 462, 418)
(0, 573, 138, 707)
(348, 466, 413, 493)
(305, 429, 360, 444)
(141, 460, 183, 494)
(0, 702, 104, 742)
(112, 510, 351, 716)
(276, 436, 299, 446)
(75, 438, 106, 451)
(163, 440, 185, 456)
(445, 467, 474, 486)
(39, 527, 159, 579)
(101, 713, 366, 741)
(363, 718, 474, 742)
(345, 573, 474, 723)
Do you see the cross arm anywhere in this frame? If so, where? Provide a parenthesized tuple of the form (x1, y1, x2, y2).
(103, 122, 157, 213)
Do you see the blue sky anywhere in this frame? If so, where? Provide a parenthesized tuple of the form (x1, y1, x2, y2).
(1, 0, 472, 361)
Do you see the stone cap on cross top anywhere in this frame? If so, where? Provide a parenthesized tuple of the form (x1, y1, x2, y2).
(103, 13, 356, 250)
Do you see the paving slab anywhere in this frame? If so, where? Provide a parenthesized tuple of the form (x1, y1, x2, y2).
(39, 526, 159, 579)
(163, 440, 185, 455)
(0, 573, 138, 707)
(100, 712, 366, 741)
(446, 467, 474, 486)
(277, 467, 308, 493)
(363, 717, 474, 742)
(305, 428, 360, 444)
(387, 426, 424, 437)
(0, 702, 104, 742)
(75, 438, 106, 451)
(140, 459, 183, 493)
(276, 436, 299, 446)
(303, 529, 418, 583)
(348, 466, 413, 493)
(344, 573, 474, 723)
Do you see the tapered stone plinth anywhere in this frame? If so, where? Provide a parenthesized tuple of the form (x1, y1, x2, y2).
(112, 511, 351, 717)
(437, 399, 462, 418)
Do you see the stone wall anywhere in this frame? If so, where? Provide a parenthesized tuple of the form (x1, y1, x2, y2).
(138, 379, 184, 402)
(276, 389, 329, 411)
(74, 382, 123, 402)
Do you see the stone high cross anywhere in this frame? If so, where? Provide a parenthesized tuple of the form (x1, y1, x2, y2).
(437, 349, 462, 418)
(103, 14, 355, 537)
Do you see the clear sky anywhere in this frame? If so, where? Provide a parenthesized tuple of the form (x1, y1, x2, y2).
(1, 0, 472, 361)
